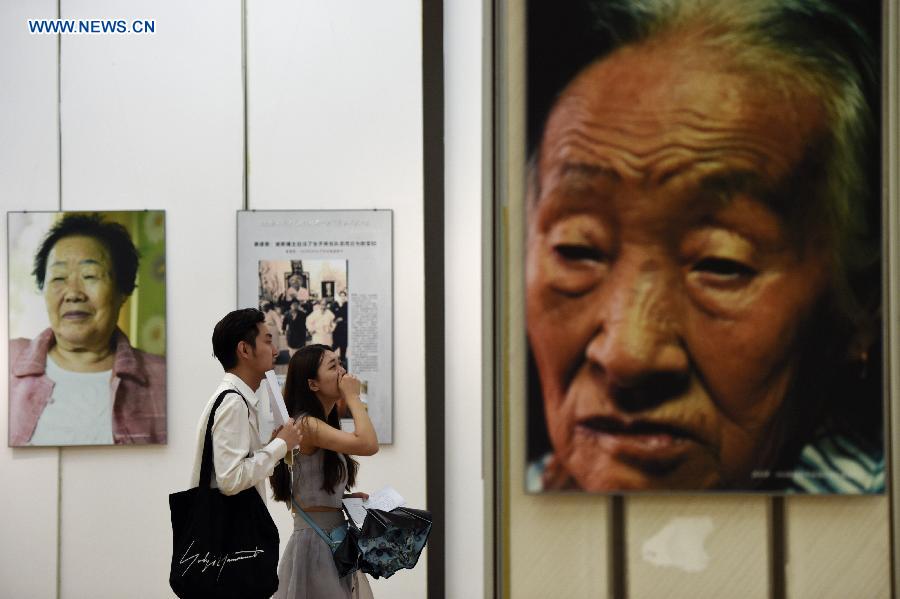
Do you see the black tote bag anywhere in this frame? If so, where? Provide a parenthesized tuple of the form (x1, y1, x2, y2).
(169, 390, 280, 599)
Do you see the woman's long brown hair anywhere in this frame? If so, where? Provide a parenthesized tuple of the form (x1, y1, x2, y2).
(270, 344, 359, 503)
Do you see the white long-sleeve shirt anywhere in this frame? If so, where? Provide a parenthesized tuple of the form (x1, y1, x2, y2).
(190, 373, 287, 501)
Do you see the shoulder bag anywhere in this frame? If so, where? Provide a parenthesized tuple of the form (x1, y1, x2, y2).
(168, 390, 280, 599)
(290, 488, 360, 577)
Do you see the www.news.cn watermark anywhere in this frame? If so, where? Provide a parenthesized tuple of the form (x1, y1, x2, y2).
(28, 19, 156, 35)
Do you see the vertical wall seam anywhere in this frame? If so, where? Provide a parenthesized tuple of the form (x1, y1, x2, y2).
(608, 495, 627, 599)
(56, 0, 63, 597)
(492, 1, 514, 593)
(241, 0, 249, 211)
(57, 0, 62, 213)
(769, 497, 786, 599)
(423, 0, 446, 596)
(886, 0, 899, 596)
(481, 0, 497, 595)
(490, 1, 503, 596)
(56, 448, 62, 599)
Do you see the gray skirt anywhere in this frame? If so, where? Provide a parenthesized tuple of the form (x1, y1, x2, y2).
(275, 510, 373, 599)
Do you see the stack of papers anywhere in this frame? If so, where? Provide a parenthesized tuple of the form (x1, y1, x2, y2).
(342, 486, 406, 528)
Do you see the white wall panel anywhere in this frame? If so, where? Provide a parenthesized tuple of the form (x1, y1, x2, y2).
(444, 0, 486, 597)
(57, 1, 244, 597)
(786, 496, 890, 599)
(627, 497, 769, 599)
(509, 494, 610, 599)
(246, 0, 422, 209)
(0, 1, 62, 597)
(246, 1, 426, 597)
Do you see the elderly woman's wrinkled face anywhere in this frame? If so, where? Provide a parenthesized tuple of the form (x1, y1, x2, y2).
(526, 44, 831, 490)
(44, 236, 125, 352)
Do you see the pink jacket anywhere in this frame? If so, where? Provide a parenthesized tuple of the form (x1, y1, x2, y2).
(8, 328, 167, 446)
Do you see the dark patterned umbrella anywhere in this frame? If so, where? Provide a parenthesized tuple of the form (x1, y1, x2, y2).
(350, 507, 432, 579)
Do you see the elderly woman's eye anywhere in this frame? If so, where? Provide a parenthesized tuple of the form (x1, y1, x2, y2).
(693, 257, 756, 278)
(553, 244, 606, 263)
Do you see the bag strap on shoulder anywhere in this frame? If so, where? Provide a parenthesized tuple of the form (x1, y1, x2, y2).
(198, 389, 248, 493)
(286, 413, 351, 547)
(290, 496, 340, 548)
(287, 454, 349, 548)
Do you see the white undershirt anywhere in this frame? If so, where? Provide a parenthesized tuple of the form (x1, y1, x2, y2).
(29, 356, 114, 446)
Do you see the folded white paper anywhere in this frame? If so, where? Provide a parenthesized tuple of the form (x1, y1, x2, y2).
(363, 486, 405, 512)
(341, 486, 407, 529)
(342, 498, 367, 528)
(265, 370, 289, 427)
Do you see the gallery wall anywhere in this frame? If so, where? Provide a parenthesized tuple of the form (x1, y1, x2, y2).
(0, 1, 489, 597)
(3, 0, 896, 598)
(5, 0, 898, 598)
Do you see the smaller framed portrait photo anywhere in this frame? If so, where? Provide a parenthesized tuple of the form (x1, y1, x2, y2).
(7, 211, 167, 447)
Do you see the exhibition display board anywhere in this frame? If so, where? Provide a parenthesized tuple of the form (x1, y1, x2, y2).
(237, 210, 395, 443)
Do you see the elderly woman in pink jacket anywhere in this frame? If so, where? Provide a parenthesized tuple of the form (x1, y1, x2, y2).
(8, 213, 166, 446)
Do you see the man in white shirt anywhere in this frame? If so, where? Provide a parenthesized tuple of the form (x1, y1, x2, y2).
(191, 308, 302, 501)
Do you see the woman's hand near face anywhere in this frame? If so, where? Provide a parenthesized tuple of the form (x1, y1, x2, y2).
(301, 350, 378, 456)
(339, 372, 362, 400)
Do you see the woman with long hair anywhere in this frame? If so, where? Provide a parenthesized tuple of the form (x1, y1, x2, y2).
(270, 344, 378, 598)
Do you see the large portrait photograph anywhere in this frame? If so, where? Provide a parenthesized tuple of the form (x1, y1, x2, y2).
(7, 211, 167, 447)
(523, 0, 884, 494)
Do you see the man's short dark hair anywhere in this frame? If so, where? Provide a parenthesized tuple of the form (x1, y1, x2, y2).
(32, 213, 140, 295)
(212, 308, 265, 370)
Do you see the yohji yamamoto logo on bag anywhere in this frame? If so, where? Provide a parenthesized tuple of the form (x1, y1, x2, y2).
(178, 539, 266, 580)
